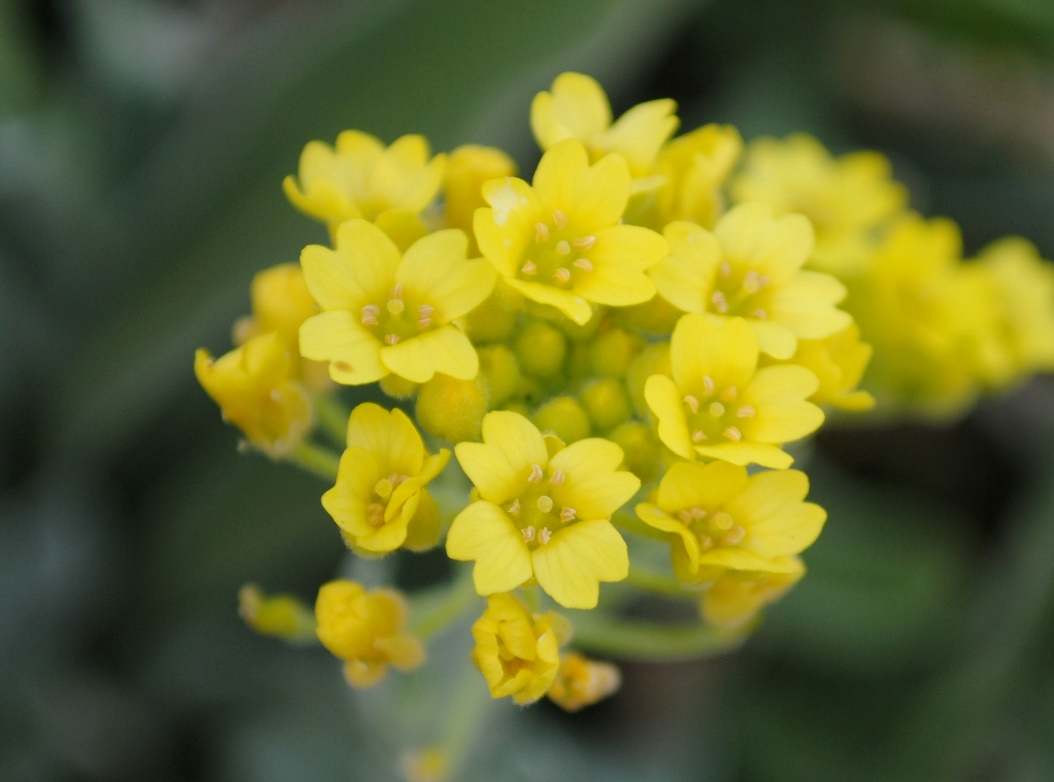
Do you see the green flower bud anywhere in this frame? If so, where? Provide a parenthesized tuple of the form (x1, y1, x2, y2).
(532, 396, 591, 443)
(415, 373, 488, 443)
(515, 318, 567, 378)
(479, 345, 521, 407)
(589, 327, 644, 378)
(608, 421, 661, 483)
(580, 378, 632, 432)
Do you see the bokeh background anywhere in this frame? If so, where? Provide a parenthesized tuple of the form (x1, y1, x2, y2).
(3, 0, 1054, 780)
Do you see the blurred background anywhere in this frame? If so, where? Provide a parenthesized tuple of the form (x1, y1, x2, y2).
(3, 0, 1054, 780)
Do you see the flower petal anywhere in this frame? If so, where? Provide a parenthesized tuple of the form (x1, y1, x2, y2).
(380, 325, 478, 383)
(299, 311, 386, 385)
(671, 314, 758, 391)
(301, 220, 398, 311)
(398, 230, 497, 320)
(644, 374, 694, 459)
(346, 403, 425, 471)
(549, 438, 640, 519)
(531, 520, 628, 608)
(446, 501, 532, 594)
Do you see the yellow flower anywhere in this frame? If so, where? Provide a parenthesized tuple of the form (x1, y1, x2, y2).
(322, 403, 449, 556)
(644, 314, 824, 469)
(446, 411, 639, 609)
(471, 593, 565, 705)
(649, 205, 851, 359)
(315, 580, 425, 688)
(194, 331, 312, 457)
(232, 263, 330, 391)
(968, 237, 1054, 389)
(846, 214, 985, 416)
(299, 219, 496, 385)
(474, 139, 668, 324)
(442, 144, 517, 247)
(238, 584, 316, 642)
(283, 131, 444, 245)
(530, 72, 678, 177)
(636, 461, 825, 586)
(701, 564, 805, 628)
(730, 134, 906, 275)
(546, 652, 621, 712)
(626, 123, 742, 231)
(789, 322, 876, 412)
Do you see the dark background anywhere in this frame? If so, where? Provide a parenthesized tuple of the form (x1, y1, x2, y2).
(3, 0, 1054, 779)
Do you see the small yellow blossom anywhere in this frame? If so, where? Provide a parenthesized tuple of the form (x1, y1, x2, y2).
(194, 331, 312, 457)
(398, 747, 450, 782)
(968, 237, 1054, 389)
(299, 219, 496, 385)
(530, 72, 679, 177)
(546, 652, 621, 712)
(730, 134, 906, 274)
(315, 580, 425, 688)
(283, 131, 445, 244)
(238, 584, 316, 642)
(701, 564, 805, 628)
(446, 411, 639, 609)
(232, 263, 330, 391)
(627, 124, 742, 230)
(474, 139, 669, 324)
(443, 144, 517, 246)
(471, 593, 565, 705)
(649, 206, 851, 359)
(789, 323, 876, 412)
(645, 315, 824, 469)
(322, 403, 449, 555)
(636, 461, 825, 586)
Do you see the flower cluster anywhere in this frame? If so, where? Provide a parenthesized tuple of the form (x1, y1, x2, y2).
(196, 72, 1053, 721)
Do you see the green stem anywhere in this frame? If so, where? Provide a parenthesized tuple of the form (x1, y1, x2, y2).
(410, 567, 479, 641)
(571, 612, 752, 661)
(288, 440, 341, 481)
(625, 564, 694, 599)
(313, 393, 350, 447)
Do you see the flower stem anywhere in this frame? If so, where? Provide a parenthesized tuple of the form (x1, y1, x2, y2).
(625, 563, 694, 599)
(288, 440, 341, 481)
(410, 567, 479, 641)
(571, 612, 753, 661)
(313, 393, 350, 448)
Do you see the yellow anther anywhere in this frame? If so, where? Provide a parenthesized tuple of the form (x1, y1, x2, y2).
(699, 535, 714, 549)
(703, 376, 715, 396)
(692, 429, 707, 443)
(737, 405, 756, 418)
(551, 470, 565, 485)
(552, 209, 568, 229)
(723, 426, 742, 442)
(553, 267, 571, 283)
(528, 463, 544, 483)
(751, 308, 767, 320)
(367, 502, 385, 527)
(718, 261, 732, 279)
(572, 258, 593, 271)
(538, 527, 553, 545)
(535, 222, 550, 243)
(390, 283, 404, 299)
(723, 525, 746, 545)
(384, 333, 400, 345)
(537, 495, 554, 513)
(522, 525, 536, 542)
(709, 402, 725, 417)
(560, 507, 576, 522)
(573, 235, 596, 250)
(361, 304, 380, 326)
(683, 394, 700, 414)
(742, 271, 762, 293)
(711, 291, 729, 314)
(507, 499, 521, 516)
(689, 507, 707, 520)
(522, 260, 538, 275)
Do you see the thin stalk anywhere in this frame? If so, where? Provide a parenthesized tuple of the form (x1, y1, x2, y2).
(288, 440, 341, 481)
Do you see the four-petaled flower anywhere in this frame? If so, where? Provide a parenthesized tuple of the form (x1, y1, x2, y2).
(474, 138, 669, 324)
(446, 411, 639, 608)
(644, 314, 824, 468)
(299, 219, 496, 385)
(322, 403, 449, 556)
(636, 460, 825, 585)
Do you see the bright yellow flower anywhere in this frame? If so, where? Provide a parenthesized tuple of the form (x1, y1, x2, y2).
(636, 461, 825, 586)
(626, 124, 742, 230)
(546, 652, 621, 712)
(232, 263, 330, 391)
(471, 593, 565, 705)
(846, 214, 985, 416)
(323, 403, 449, 556)
(299, 219, 496, 385)
(284, 131, 444, 245)
(443, 144, 517, 247)
(649, 205, 851, 359)
(968, 237, 1054, 389)
(474, 139, 668, 324)
(315, 580, 425, 688)
(446, 411, 639, 609)
(238, 584, 316, 642)
(730, 134, 906, 274)
(701, 564, 805, 628)
(644, 315, 824, 469)
(530, 72, 678, 177)
(789, 322, 876, 412)
(194, 331, 312, 457)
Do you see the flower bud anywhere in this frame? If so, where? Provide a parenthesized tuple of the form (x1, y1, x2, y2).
(416, 372, 488, 443)
(532, 396, 591, 443)
(580, 378, 632, 432)
(514, 318, 567, 378)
